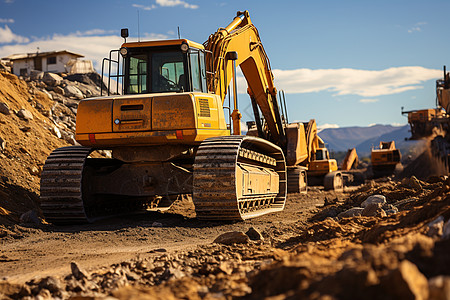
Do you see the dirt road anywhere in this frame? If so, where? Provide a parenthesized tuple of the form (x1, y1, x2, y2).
(0, 190, 329, 284)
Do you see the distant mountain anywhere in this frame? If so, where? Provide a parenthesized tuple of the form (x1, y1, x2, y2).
(354, 125, 412, 155)
(319, 124, 406, 153)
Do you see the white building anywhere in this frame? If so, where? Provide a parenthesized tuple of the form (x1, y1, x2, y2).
(2, 50, 94, 76)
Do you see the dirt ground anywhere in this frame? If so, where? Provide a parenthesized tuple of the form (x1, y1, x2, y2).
(0, 179, 448, 299)
(0, 190, 327, 281)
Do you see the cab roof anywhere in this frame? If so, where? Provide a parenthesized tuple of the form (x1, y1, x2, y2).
(121, 39, 205, 50)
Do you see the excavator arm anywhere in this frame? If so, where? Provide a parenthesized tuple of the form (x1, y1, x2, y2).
(204, 10, 286, 147)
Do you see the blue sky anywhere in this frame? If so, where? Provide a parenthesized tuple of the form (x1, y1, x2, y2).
(1, 0, 449, 129)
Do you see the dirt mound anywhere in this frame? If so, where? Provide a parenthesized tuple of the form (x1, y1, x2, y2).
(0, 70, 103, 226)
(0, 71, 69, 225)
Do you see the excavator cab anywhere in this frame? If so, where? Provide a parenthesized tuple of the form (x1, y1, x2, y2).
(314, 148, 330, 161)
(119, 40, 208, 95)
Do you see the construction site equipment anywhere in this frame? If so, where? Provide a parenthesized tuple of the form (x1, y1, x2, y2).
(402, 66, 450, 173)
(401, 108, 446, 139)
(40, 11, 342, 224)
(371, 141, 401, 177)
(341, 148, 359, 171)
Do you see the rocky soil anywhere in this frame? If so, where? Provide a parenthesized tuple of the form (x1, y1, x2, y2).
(0, 70, 105, 225)
(0, 71, 449, 299)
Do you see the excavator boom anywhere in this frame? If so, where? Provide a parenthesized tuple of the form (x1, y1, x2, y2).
(205, 11, 286, 147)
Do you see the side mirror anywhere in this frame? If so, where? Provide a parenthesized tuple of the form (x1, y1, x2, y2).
(121, 28, 129, 42)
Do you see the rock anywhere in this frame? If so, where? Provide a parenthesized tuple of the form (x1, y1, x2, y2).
(30, 70, 44, 81)
(337, 207, 364, 218)
(152, 222, 163, 227)
(17, 109, 33, 120)
(64, 85, 84, 99)
(361, 195, 386, 208)
(383, 204, 399, 215)
(428, 276, 450, 300)
(37, 288, 52, 299)
(63, 98, 80, 108)
(0, 102, 10, 115)
(426, 216, 444, 237)
(28, 166, 40, 176)
(384, 260, 429, 300)
(40, 89, 53, 100)
(38, 276, 62, 293)
(54, 86, 65, 95)
(51, 126, 62, 139)
(246, 227, 264, 241)
(213, 231, 249, 245)
(385, 208, 398, 216)
(150, 248, 167, 253)
(361, 202, 386, 217)
(70, 262, 87, 280)
(401, 176, 423, 190)
(0, 137, 6, 151)
(443, 219, 450, 240)
(161, 267, 185, 281)
(20, 126, 32, 132)
(42, 72, 63, 87)
(17, 285, 32, 297)
(40, 109, 52, 117)
(20, 210, 41, 224)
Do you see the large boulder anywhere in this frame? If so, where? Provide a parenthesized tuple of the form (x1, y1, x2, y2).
(361, 195, 386, 208)
(30, 70, 44, 81)
(214, 231, 249, 245)
(337, 207, 364, 218)
(42, 72, 63, 87)
(64, 85, 84, 99)
(65, 72, 107, 92)
(361, 203, 386, 217)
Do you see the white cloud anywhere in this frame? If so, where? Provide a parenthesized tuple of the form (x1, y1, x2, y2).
(156, 0, 198, 9)
(75, 29, 116, 36)
(0, 28, 168, 71)
(408, 22, 427, 33)
(0, 25, 29, 44)
(359, 98, 379, 103)
(0, 18, 14, 23)
(317, 123, 339, 132)
(269, 67, 442, 97)
(132, 3, 156, 10)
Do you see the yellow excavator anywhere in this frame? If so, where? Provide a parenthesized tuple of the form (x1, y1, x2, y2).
(40, 11, 342, 223)
(371, 141, 401, 177)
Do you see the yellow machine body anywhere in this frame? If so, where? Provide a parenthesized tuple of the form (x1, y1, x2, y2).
(308, 148, 338, 177)
(76, 92, 228, 147)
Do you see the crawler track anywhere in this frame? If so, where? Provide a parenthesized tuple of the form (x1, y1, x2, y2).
(40, 146, 92, 224)
(193, 136, 286, 220)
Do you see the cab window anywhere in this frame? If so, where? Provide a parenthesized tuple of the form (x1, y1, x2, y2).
(127, 54, 147, 94)
(316, 150, 324, 160)
(189, 51, 201, 92)
(152, 51, 185, 92)
(199, 51, 207, 92)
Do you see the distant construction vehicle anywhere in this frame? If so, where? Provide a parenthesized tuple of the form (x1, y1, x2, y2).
(341, 148, 359, 171)
(401, 108, 446, 139)
(371, 141, 401, 177)
(40, 11, 343, 224)
(402, 66, 450, 173)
